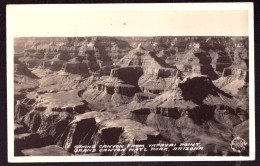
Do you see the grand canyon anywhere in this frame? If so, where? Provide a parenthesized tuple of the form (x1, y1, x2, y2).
(13, 36, 249, 156)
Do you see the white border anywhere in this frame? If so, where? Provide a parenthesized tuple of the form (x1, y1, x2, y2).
(7, 3, 255, 162)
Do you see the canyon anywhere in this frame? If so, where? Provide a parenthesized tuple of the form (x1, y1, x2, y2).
(13, 37, 249, 156)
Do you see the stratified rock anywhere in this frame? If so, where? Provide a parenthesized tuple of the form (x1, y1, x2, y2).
(37, 110, 73, 140)
(14, 70, 38, 94)
(56, 111, 160, 156)
(19, 107, 73, 145)
(23, 110, 42, 133)
(94, 119, 160, 156)
(209, 50, 232, 74)
(110, 67, 143, 86)
(82, 67, 143, 109)
(214, 68, 248, 96)
(94, 37, 132, 63)
(111, 92, 135, 106)
(214, 108, 241, 127)
(37, 74, 92, 93)
(121, 93, 157, 123)
(232, 47, 248, 70)
(117, 43, 170, 69)
(173, 48, 219, 80)
(61, 61, 89, 76)
(138, 68, 182, 93)
(146, 75, 242, 126)
(15, 101, 30, 123)
(22, 97, 36, 106)
(57, 116, 97, 153)
(35, 90, 91, 114)
(82, 87, 113, 110)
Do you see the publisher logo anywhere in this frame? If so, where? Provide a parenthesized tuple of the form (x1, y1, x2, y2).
(230, 137, 248, 153)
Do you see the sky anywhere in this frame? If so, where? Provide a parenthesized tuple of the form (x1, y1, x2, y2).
(7, 3, 250, 37)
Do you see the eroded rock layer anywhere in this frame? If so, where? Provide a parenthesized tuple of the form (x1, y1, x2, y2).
(14, 36, 249, 156)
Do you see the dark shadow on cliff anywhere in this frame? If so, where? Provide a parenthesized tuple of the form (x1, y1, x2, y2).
(194, 52, 219, 80)
(179, 76, 232, 106)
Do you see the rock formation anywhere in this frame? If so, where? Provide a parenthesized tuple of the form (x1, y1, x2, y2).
(13, 36, 250, 156)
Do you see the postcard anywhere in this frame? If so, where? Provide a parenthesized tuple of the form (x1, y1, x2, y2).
(6, 3, 255, 162)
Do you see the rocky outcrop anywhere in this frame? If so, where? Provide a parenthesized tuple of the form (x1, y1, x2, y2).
(115, 45, 184, 94)
(111, 92, 135, 106)
(138, 68, 182, 94)
(145, 75, 244, 127)
(82, 81, 138, 109)
(110, 67, 143, 86)
(57, 117, 97, 152)
(37, 74, 92, 93)
(37, 110, 73, 140)
(15, 107, 74, 153)
(78, 37, 131, 72)
(140, 74, 248, 155)
(61, 61, 89, 76)
(214, 68, 248, 96)
(14, 59, 39, 97)
(174, 49, 219, 80)
(82, 87, 113, 110)
(56, 111, 113, 152)
(35, 90, 91, 113)
(23, 110, 42, 133)
(94, 37, 132, 62)
(214, 107, 242, 127)
(209, 50, 232, 74)
(81, 66, 144, 109)
(117, 44, 171, 69)
(14, 74, 38, 94)
(232, 47, 248, 70)
(56, 111, 160, 156)
(122, 93, 157, 123)
(94, 119, 160, 156)
(15, 101, 30, 123)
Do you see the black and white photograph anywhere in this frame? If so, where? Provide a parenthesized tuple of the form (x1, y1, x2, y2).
(6, 3, 255, 162)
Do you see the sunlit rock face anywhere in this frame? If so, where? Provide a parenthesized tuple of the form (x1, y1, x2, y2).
(13, 37, 249, 156)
